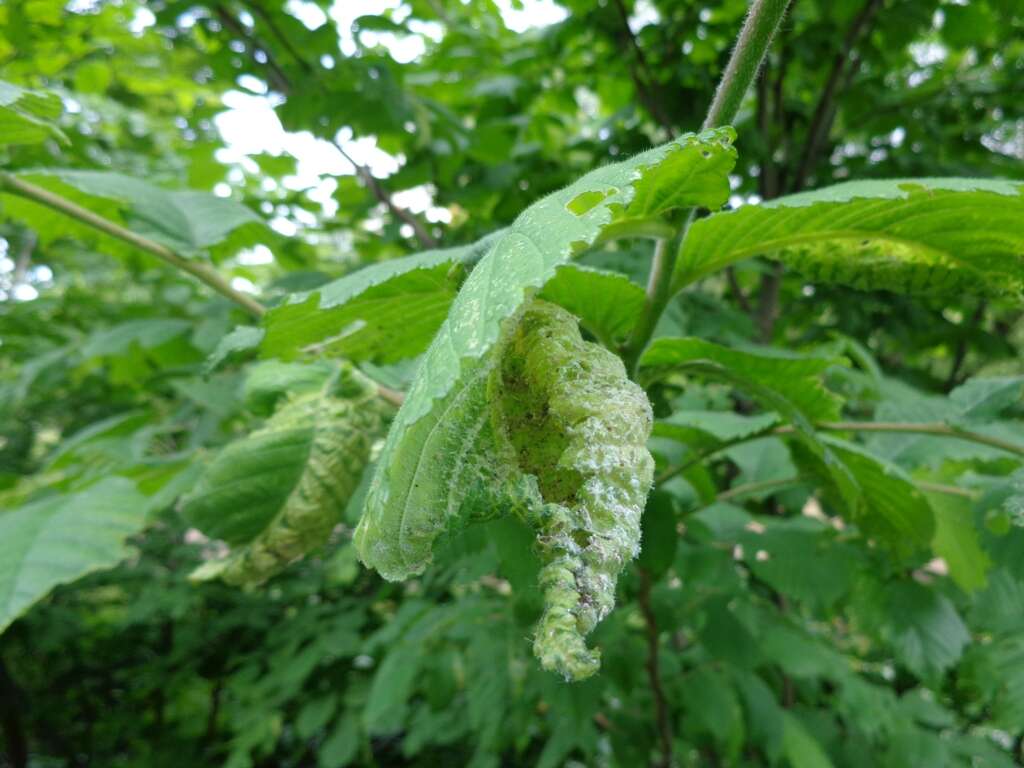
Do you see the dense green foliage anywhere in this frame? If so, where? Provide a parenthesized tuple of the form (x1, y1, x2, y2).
(1, 0, 1023, 767)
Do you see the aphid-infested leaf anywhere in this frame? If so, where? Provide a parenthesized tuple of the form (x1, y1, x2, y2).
(182, 366, 390, 585)
(356, 301, 654, 680)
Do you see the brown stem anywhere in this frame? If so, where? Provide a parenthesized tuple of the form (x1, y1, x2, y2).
(656, 419, 1024, 486)
(243, 0, 315, 74)
(214, 4, 438, 249)
(611, 0, 674, 136)
(638, 569, 673, 768)
(790, 0, 883, 192)
(0, 656, 28, 768)
(12, 228, 35, 288)
(754, 262, 783, 342)
(0, 173, 266, 317)
(214, 5, 291, 94)
(945, 301, 987, 390)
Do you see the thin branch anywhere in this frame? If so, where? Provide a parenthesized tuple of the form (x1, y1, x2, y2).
(656, 418, 1024, 486)
(376, 385, 405, 408)
(214, 5, 291, 94)
(717, 475, 806, 502)
(638, 569, 673, 768)
(610, 0, 674, 136)
(790, 0, 883, 192)
(0, 173, 266, 317)
(242, 0, 315, 75)
(214, 4, 438, 249)
(331, 140, 439, 248)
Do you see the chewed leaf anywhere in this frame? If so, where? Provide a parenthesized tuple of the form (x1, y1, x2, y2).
(182, 369, 389, 585)
(673, 178, 1024, 296)
(356, 301, 654, 681)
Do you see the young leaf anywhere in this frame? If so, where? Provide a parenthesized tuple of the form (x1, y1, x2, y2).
(538, 264, 646, 347)
(182, 370, 389, 585)
(927, 492, 990, 592)
(0, 477, 147, 633)
(674, 178, 1024, 296)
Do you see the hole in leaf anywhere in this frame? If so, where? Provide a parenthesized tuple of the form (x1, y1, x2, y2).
(566, 188, 616, 216)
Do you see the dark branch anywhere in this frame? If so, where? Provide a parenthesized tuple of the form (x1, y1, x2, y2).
(791, 0, 883, 192)
(610, 0, 674, 136)
(638, 569, 673, 768)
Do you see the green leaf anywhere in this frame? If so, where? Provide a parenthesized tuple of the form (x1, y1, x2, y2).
(928, 492, 990, 592)
(637, 491, 677, 578)
(674, 178, 1024, 297)
(799, 437, 936, 553)
(0, 79, 66, 145)
(639, 338, 859, 509)
(205, 325, 264, 373)
(389, 128, 734, 442)
(182, 378, 388, 585)
(640, 339, 844, 423)
(3, 170, 266, 256)
(241, 359, 336, 415)
(882, 582, 971, 679)
(537, 264, 645, 346)
(261, 240, 493, 363)
(948, 376, 1024, 422)
(319, 717, 359, 768)
(0, 477, 147, 633)
(781, 712, 834, 768)
(81, 318, 193, 359)
(654, 410, 780, 450)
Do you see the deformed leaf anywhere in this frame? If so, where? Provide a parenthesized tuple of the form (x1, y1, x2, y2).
(0, 477, 147, 633)
(182, 370, 389, 585)
(390, 128, 734, 454)
(674, 178, 1024, 297)
(356, 301, 655, 681)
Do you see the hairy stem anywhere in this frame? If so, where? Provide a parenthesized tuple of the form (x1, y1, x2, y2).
(657, 419, 1024, 485)
(702, 0, 793, 132)
(623, 0, 792, 371)
(0, 172, 265, 317)
(623, 231, 685, 374)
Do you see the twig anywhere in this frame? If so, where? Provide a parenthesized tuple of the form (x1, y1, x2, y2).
(214, 4, 438, 248)
(214, 5, 291, 94)
(790, 0, 883, 192)
(656, 419, 1024, 486)
(611, 0, 674, 136)
(376, 385, 405, 407)
(0, 172, 265, 317)
(638, 569, 673, 768)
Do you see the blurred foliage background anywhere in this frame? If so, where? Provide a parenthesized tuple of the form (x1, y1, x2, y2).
(1, 0, 1023, 766)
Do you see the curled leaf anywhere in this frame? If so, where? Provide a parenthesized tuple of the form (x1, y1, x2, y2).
(356, 301, 654, 680)
(183, 367, 389, 585)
